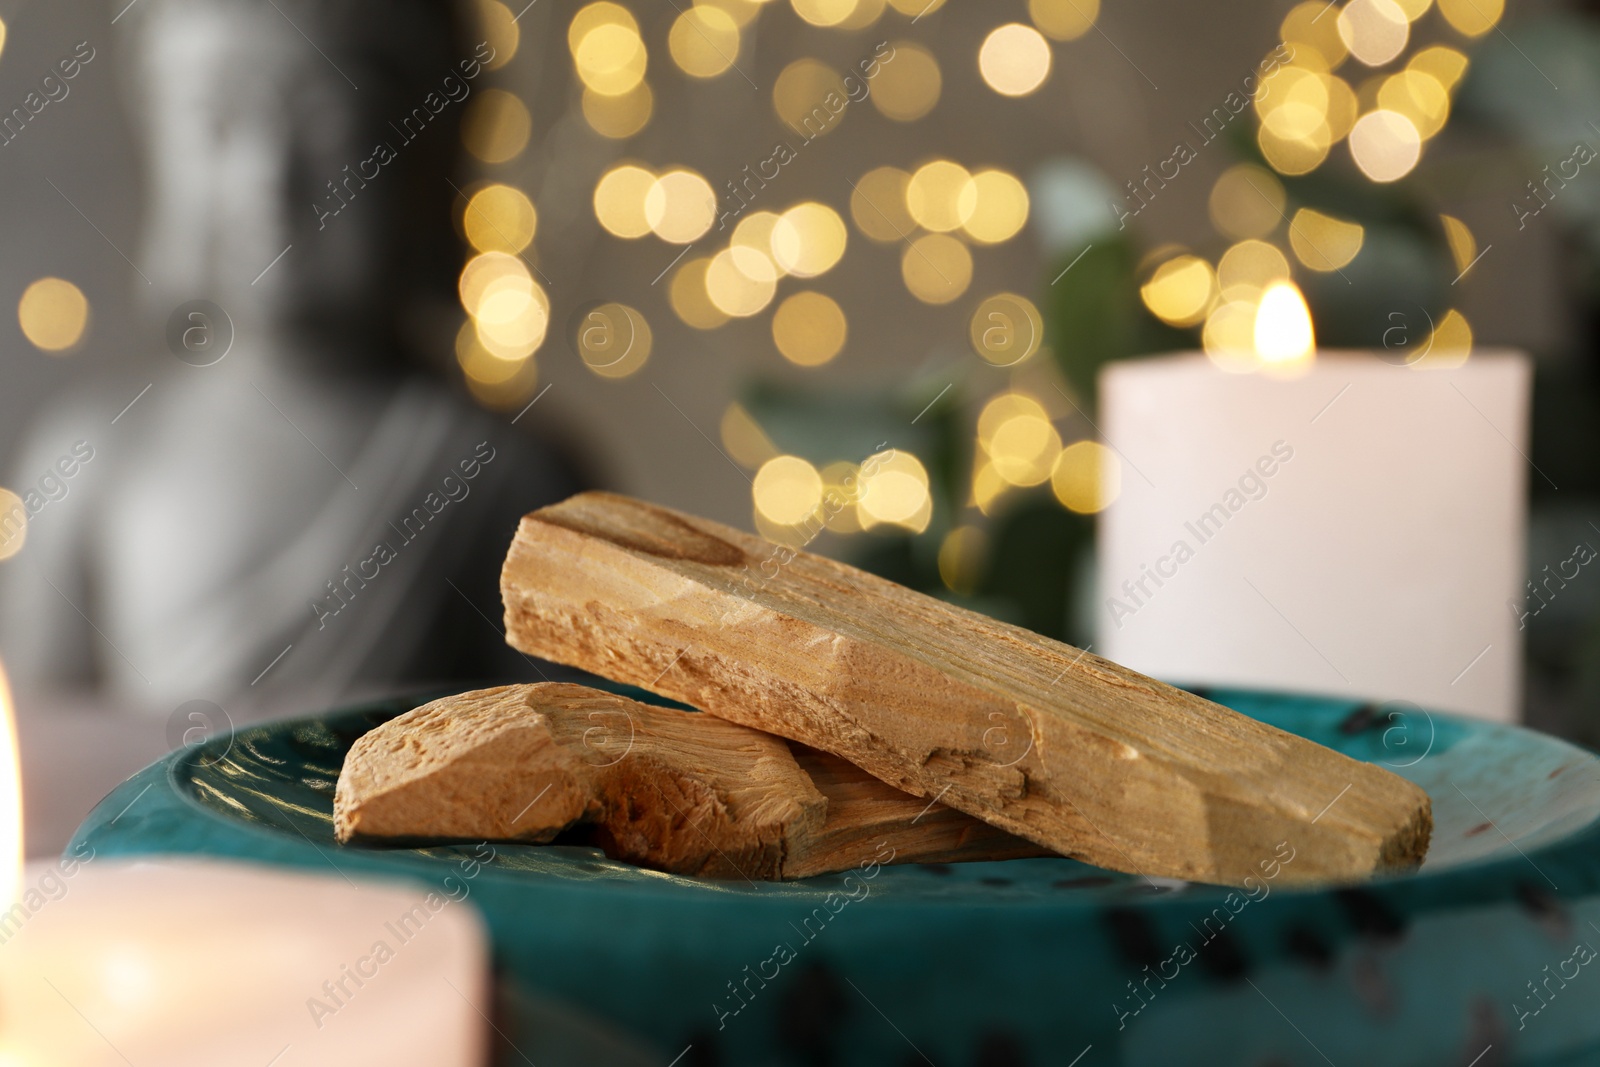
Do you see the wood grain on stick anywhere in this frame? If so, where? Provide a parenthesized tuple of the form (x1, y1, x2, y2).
(335, 683, 1046, 879)
(500, 492, 1432, 886)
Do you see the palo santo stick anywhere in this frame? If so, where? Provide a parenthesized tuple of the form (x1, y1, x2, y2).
(500, 492, 1432, 886)
(334, 683, 1047, 879)
(784, 745, 1048, 878)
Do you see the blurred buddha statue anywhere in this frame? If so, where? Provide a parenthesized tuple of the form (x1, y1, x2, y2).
(0, 0, 581, 712)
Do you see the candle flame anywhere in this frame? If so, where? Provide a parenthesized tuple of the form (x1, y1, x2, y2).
(0, 662, 21, 908)
(1253, 281, 1315, 375)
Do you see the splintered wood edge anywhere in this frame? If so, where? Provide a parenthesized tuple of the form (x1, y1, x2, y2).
(500, 492, 1434, 886)
(334, 683, 826, 879)
(336, 683, 1052, 880)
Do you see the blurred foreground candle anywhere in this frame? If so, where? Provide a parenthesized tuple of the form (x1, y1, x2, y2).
(1098, 345, 1531, 722)
(0, 666, 489, 1066)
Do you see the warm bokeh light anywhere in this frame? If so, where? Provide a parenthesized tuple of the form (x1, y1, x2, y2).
(851, 166, 914, 242)
(645, 169, 717, 243)
(871, 42, 941, 122)
(706, 247, 778, 316)
(576, 302, 652, 378)
(437, 0, 1490, 544)
(1028, 0, 1098, 41)
(962, 170, 1029, 244)
(572, 5, 648, 96)
(729, 243, 779, 290)
(979, 24, 1052, 97)
(18, 277, 89, 352)
(462, 89, 532, 163)
(1209, 164, 1286, 241)
(1349, 109, 1422, 182)
(474, 293, 549, 357)
(1415, 308, 1473, 367)
(457, 318, 538, 412)
(459, 251, 526, 312)
(669, 6, 741, 78)
(455, 320, 522, 379)
(477, 0, 520, 70)
(1256, 65, 1330, 142)
(0, 489, 25, 562)
(721, 403, 779, 468)
(463, 352, 540, 410)
(1337, 0, 1409, 67)
(671, 258, 730, 330)
(969, 293, 1043, 367)
(463, 184, 538, 254)
(1288, 207, 1364, 271)
(771, 202, 848, 278)
(1203, 298, 1262, 373)
(0, 662, 22, 909)
(1437, 0, 1503, 36)
(1254, 281, 1315, 373)
(569, 2, 637, 52)
(1322, 73, 1360, 142)
(1052, 440, 1121, 514)
(977, 392, 1045, 446)
(1410, 45, 1469, 90)
(818, 461, 864, 532)
(1281, 1, 1348, 68)
(792, 0, 858, 28)
(772, 291, 847, 366)
(972, 458, 1009, 515)
(456, 320, 535, 386)
(461, 253, 550, 358)
(583, 82, 654, 138)
(1440, 214, 1477, 274)
(906, 160, 975, 232)
(754, 455, 824, 526)
(1140, 255, 1216, 327)
(901, 233, 973, 304)
(773, 59, 848, 134)
(858, 450, 931, 532)
(594, 164, 656, 238)
(732, 212, 786, 278)
(837, 0, 887, 29)
(1257, 121, 1331, 176)
(937, 525, 987, 595)
(701, 0, 766, 28)
(984, 404, 1061, 488)
(1379, 69, 1450, 140)
(1217, 239, 1292, 299)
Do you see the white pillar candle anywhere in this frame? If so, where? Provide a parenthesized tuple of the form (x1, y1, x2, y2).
(1098, 349, 1531, 722)
(0, 855, 490, 1066)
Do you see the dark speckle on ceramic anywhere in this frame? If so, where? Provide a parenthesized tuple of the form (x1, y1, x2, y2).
(1339, 703, 1380, 735)
(1336, 889, 1406, 943)
(1283, 924, 1335, 971)
(1514, 881, 1572, 941)
(1196, 928, 1248, 982)
(1105, 907, 1165, 971)
(775, 961, 847, 1065)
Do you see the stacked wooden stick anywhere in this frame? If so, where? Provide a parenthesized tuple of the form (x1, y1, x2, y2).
(335, 492, 1432, 886)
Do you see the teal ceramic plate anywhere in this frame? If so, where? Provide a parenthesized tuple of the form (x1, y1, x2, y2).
(73, 686, 1600, 1067)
